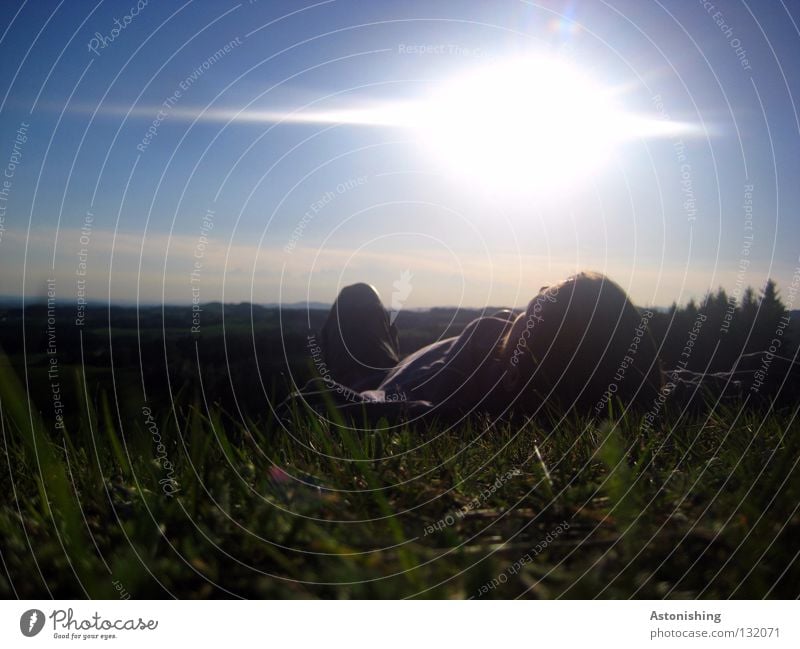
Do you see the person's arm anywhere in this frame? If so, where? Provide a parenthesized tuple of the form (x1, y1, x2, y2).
(422, 316, 512, 406)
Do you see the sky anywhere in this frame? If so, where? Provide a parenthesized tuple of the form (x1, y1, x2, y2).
(1, 0, 799, 310)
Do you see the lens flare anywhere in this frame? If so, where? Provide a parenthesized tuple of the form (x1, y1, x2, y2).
(413, 56, 691, 195)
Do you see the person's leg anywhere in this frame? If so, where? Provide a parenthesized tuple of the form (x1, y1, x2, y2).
(669, 350, 800, 409)
(320, 283, 400, 390)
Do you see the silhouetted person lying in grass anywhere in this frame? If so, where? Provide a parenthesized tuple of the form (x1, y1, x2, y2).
(286, 270, 800, 425)
(289, 271, 666, 423)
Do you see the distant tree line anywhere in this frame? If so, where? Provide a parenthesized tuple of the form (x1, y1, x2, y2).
(648, 279, 796, 374)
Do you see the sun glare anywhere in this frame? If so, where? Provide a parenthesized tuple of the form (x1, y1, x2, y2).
(96, 54, 695, 198)
(413, 56, 674, 195)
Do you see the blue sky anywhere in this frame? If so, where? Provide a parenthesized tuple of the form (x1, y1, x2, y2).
(1, 0, 799, 309)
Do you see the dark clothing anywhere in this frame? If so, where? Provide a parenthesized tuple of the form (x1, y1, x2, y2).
(286, 283, 515, 423)
(294, 316, 514, 423)
(375, 315, 512, 408)
(285, 283, 800, 424)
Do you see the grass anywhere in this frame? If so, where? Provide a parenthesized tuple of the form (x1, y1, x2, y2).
(1, 346, 798, 599)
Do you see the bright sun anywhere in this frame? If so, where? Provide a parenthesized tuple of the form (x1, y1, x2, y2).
(413, 56, 666, 195)
(222, 54, 693, 196)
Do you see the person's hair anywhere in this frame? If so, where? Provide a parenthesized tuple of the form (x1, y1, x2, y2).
(499, 271, 662, 415)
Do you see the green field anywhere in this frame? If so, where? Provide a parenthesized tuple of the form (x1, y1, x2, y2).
(1, 338, 797, 598)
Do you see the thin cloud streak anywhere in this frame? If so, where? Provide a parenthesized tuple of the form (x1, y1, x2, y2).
(72, 100, 701, 139)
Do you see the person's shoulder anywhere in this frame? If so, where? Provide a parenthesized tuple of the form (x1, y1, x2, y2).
(463, 314, 514, 335)
(459, 315, 514, 353)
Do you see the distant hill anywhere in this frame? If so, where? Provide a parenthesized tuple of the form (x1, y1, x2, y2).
(263, 301, 331, 310)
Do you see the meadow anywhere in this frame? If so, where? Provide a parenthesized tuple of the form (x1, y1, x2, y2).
(0, 300, 798, 598)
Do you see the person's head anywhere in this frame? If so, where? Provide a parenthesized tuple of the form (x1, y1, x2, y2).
(498, 271, 662, 415)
